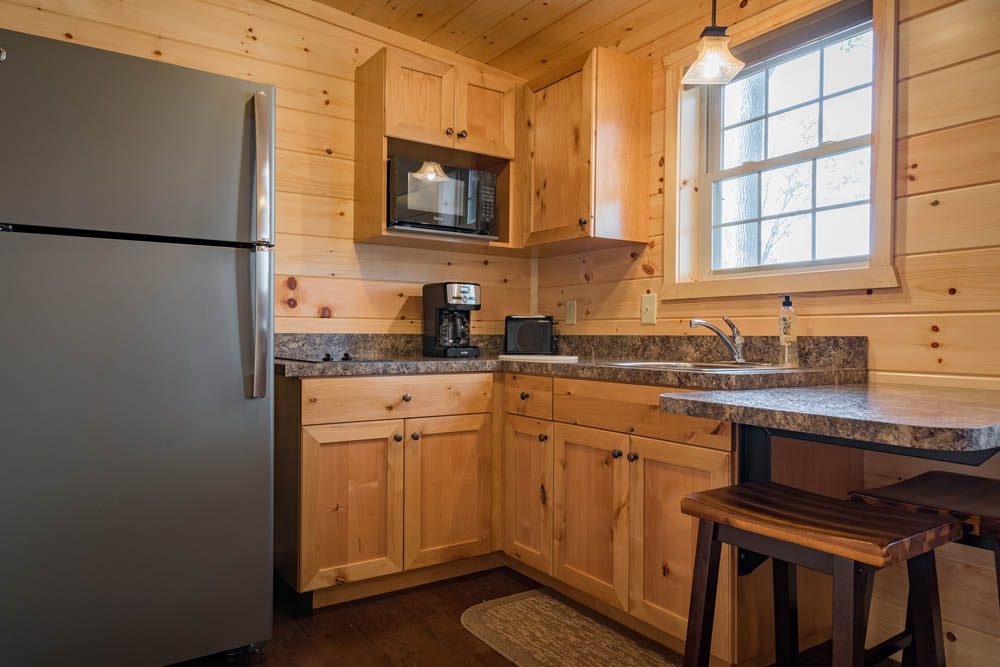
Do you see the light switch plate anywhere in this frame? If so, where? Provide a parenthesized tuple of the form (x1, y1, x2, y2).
(565, 299, 577, 325)
(641, 293, 657, 325)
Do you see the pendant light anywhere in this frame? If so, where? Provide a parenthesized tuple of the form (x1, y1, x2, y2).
(412, 160, 451, 182)
(681, 0, 745, 85)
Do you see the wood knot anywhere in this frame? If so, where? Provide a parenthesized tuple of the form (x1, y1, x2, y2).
(286, 277, 298, 289)
(320, 307, 332, 318)
(662, 564, 671, 576)
(930, 200, 940, 206)
(286, 298, 297, 308)
(948, 288, 957, 295)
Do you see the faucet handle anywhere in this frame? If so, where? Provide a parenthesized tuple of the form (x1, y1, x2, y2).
(721, 316, 741, 339)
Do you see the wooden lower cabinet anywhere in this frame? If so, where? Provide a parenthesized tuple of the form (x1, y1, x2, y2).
(298, 420, 405, 591)
(553, 422, 630, 610)
(404, 414, 493, 569)
(628, 435, 733, 661)
(504, 415, 554, 573)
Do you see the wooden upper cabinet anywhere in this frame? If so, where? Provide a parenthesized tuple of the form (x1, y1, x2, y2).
(298, 420, 404, 592)
(628, 435, 733, 661)
(523, 48, 651, 249)
(552, 422, 630, 610)
(368, 47, 517, 159)
(454, 68, 516, 159)
(384, 49, 456, 149)
(504, 415, 554, 574)
(404, 414, 493, 570)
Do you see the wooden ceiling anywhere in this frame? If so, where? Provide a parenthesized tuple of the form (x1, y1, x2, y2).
(315, 0, 765, 81)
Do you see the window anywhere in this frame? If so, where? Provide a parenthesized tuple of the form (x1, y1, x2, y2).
(702, 23, 874, 274)
(660, 0, 899, 299)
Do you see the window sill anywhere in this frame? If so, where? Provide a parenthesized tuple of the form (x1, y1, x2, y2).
(660, 263, 899, 300)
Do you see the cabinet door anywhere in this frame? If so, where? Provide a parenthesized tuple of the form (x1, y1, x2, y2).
(628, 435, 733, 660)
(385, 50, 456, 148)
(504, 415, 553, 573)
(454, 67, 516, 158)
(404, 414, 492, 569)
(299, 420, 404, 591)
(525, 57, 595, 246)
(553, 422, 629, 609)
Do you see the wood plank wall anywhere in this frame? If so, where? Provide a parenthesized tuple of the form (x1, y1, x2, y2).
(539, 0, 1000, 393)
(536, 0, 1000, 662)
(0, 0, 532, 335)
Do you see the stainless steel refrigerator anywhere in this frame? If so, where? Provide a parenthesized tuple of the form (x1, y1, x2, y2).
(0, 28, 274, 665)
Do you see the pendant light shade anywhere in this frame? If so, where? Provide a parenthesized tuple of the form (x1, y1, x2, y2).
(412, 160, 450, 182)
(681, 0, 745, 85)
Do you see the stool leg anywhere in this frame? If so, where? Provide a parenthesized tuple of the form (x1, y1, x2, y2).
(992, 539, 1000, 617)
(773, 558, 799, 666)
(907, 551, 946, 667)
(832, 557, 867, 667)
(684, 519, 722, 667)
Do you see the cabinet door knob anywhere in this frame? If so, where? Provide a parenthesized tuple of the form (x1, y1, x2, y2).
(393, 433, 403, 442)
(611, 449, 623, 459)
(578, 217, 587, 226)
(538, 433, 548, 442)
(445, 127, 454, 136)
(402, 393, 412, 402)
(457, 129, 468, 138)
(411, 432, 421, 440)
(520, 392, 530, 400)
(627, 452, 639, 462)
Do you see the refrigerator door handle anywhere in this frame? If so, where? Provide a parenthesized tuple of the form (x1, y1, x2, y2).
(250, 245, 273, 399)
(252, 90, 274, 246)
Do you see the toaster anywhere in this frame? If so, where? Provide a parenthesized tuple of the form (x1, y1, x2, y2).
(504, 315, 557, 355)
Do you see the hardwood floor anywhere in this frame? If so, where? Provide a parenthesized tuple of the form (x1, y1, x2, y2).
(175, 567, 541, 666)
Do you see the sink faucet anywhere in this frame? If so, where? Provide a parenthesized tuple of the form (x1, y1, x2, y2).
(690, 317, 745, 362)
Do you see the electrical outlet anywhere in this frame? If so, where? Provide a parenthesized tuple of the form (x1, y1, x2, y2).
(565, 299, 577, 325)
(641, 293, 657, 325)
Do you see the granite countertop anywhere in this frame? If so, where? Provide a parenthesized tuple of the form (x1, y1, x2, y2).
(274, 356, 867, 390)
(659, 384, 1000, 452)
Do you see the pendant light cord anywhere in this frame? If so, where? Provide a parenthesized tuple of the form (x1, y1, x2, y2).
(711, 0, 717, 28)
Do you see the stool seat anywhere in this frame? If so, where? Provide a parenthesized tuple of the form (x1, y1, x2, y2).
(850, 470, 1000, 536)
(682, 482, 962, 567)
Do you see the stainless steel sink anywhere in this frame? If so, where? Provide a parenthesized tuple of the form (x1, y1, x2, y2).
(608, 360, 781, 372)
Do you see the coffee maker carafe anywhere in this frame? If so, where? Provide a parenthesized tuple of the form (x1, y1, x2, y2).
(422, 282, 481, 357)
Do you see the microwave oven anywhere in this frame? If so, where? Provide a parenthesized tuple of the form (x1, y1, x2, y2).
(387, 156, 498, 239)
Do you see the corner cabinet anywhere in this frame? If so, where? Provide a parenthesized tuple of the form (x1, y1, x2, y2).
(523, 48, 651, 250)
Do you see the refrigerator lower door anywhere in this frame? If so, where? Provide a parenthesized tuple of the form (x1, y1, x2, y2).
(0, 232, 273, 666)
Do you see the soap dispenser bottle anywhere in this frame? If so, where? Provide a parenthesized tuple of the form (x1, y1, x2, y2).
(778, 295, 799, 367)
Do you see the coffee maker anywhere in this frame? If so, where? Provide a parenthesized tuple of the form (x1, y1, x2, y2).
(422, 282, 481, 357)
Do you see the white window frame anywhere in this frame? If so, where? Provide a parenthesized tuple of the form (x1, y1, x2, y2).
(660, 0, 899, 300)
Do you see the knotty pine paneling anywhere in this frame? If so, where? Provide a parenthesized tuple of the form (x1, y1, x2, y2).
(1, 0, 532, 333)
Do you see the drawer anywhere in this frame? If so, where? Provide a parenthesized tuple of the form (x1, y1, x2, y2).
(504, 374, 553, 420)
(301, 374, 493, 425)
(552, 378, 732, 451)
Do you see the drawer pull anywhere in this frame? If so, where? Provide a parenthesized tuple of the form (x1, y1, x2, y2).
(393, 433, 403, 442)
(611, 449, 623, 459)
(538, 433, 548, 442)
(402, 393, 412, 402)
(627, 452, 639, 462)
(411, 432, 421, 440)
(520, 392, 530, 400)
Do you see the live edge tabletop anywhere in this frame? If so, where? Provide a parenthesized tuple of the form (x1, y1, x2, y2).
(659, 383, 1000, 457)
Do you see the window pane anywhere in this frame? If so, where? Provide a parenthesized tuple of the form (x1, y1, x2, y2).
(767, 103, 819, 159)
(761, 214, 812, 265)
(761, 160, 812, 217)
(713, 223, 759, 269)
(724, 72, 765, 126)
(716, 174, 759, 224)
(723, 120, 764, 169)
(824, 30, 873, 95)
(816, 204, 870, 259)
(816, 147, 870, 207)
(823, 87, 871, 142)
(768, 51, 819, 112)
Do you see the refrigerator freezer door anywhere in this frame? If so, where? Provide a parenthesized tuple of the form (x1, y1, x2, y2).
(0, 28, 274, 245)
(0, 232, 273, 666)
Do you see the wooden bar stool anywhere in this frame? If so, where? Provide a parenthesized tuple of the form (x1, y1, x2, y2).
(681, 482, 963, 667)
(850, 471, 1000, 610)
